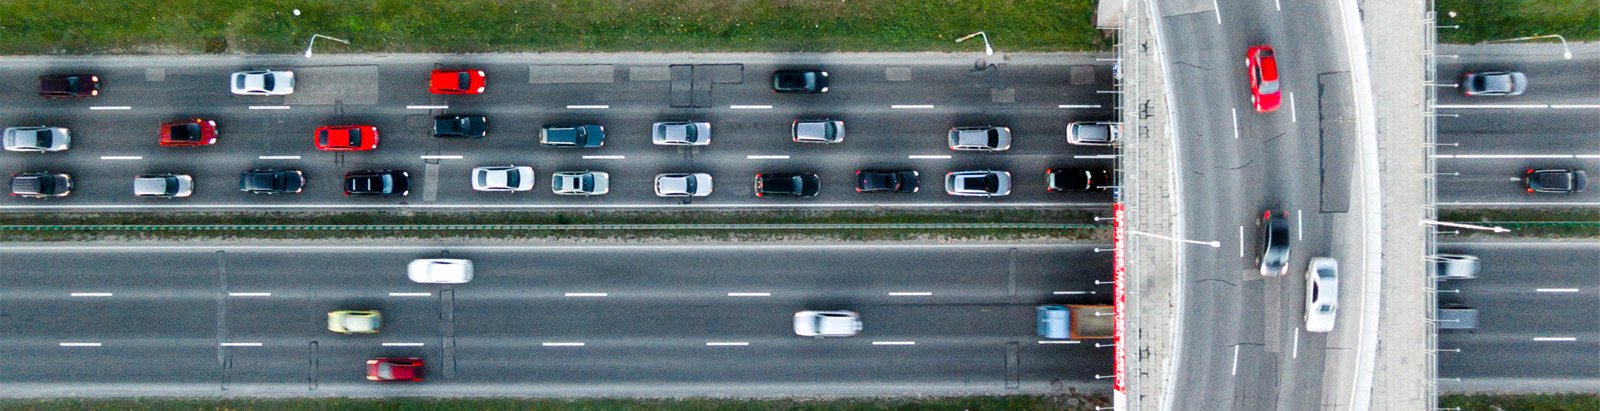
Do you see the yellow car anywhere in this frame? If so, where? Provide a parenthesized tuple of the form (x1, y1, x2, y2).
(327, 310, 381, 334)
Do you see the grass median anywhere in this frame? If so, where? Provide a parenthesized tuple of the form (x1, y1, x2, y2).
(1437, 0, 1600, 43)
(0, 394, 1109, 410)
(0, 0, 1106, 54)
(1438, 208, 1600, 239)
(1440, 393, 1600, 411)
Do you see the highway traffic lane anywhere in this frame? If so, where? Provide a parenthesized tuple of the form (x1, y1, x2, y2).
(1438, 335, 1600, 380)
(1434, 157, 1600, 205)
(450, 301, 1054, 340)
(1436, 54, 1600, 106)
(1434, 243, 1600, 382)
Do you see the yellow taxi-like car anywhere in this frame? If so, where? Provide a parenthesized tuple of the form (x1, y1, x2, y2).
(328, 310, 381, 334)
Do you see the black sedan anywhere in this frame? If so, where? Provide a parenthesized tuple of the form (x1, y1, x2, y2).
(755, 173, 821, 197)
(1047, 168, 1112, 192)
(856, 170, 919, 193)
(432, 115, 487, 138)
(1258, 210, 1291, 277)
(39, 74, 99, 98)
(1524, 168, 1588, 194)
(239, 169, 305, 194)
(772, 70, 829, 93)
(345, 170, 410, 197)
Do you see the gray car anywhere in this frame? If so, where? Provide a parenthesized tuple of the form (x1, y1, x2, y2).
(134, 174, 194, 198)
(10, 172, 72, 198)
(552, 171, 610, 195)
(3, 126, 71, 152)
(1067, 121, 1121, 146)
(944, 170, 1011, 197)
(792, 119, 845, 143)
(1462, 71, 1527, 96)
(540, 124, 604, 148)
(652, 121, 711, 146)
(947, 126, 1011, 151)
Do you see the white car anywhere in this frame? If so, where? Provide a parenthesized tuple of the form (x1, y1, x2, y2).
(947, 126, 1011, 151)
(408, 258, 474, 284)
(792, 119, 845, 143)
(230, 70, 295, 95)
(651, 121, 711, 146)
(654, 173, 712, 197)
(3, 126, 71, 152)
(471, 165, 535, 192)
(327, 310, 381, 334)
(133, 174, 194, 198)
(552, 171, 609, 195)
(1434, 254, 1479, 280)
(945, 170, 1011, 197)
(794, 310, 862, 337)
(1304, 257, 1339, 333)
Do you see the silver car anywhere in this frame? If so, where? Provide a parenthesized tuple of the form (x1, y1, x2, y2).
(793, 310, 862, 337)
(3, 126, 71, 152)
(230, 70, 295, 95)
(947, 126, 1011, 151)
(792, 119, 845, 143)
(471, 165, 535, 192)
(1461, 71, 1527, 97)
(133, 174, 194, 198)
(1434, 254, 1479, 280)
(652, 121, 711, 146)
(551, 171, 610, 195)
(944, 170, 1011, 197)
(1067, 121, 1121, 146)
(654, 173, 712, 197)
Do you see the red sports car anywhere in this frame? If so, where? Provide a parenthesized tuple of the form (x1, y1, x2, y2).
(314, 125, 379, 151)
(1246, 45, 1281, 113)
(366, 357, 423, 382)
(429, 69, 486, 95)
(159, 119, 218, 146)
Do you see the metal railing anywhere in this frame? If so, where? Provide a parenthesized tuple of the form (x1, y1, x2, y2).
(0, 223, 1099, 232)
(1422, 0, 1442, 409)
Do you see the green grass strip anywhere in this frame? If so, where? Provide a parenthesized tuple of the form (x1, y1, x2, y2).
(1439, 208, 1600, 238)
(1436, 0, 1600, 43)
(1440, 393, 1600, 411)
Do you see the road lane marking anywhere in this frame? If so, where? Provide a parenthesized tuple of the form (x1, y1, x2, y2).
(888, 292, 933, 296)
(221, 342, 263, 347)
(381, 342, 425, 347)
(1288, 92, 1298, 122)
(406, 105, 448, 110)
(1292, 328, 1300, 359)
(746, 155, 790, 160)
(542, 342, 585, 347)
(257, 155, 301, 160)
(1433, 154, 1585, 159)
(565, 105, 609, 109)
(59, 342, 102, 347)
(420, 155, 463, 160)
(248, 105, 291, 110)
(582, 155, 625, 159)
(1435, 104, 1555, 109)
(727, 292, 771, 297)
(1038, 340, 1081, 344)
(1551, 104, 1600, 109)
(1230, 108, 1240, 139)
(1274, 0, 1281, 11)
(1058, 104, 1103, 109)
(1230, 345, 1240, 376)
(99, 156, 142, 160)
(908, 154, 952, 159)
(1212, 0, 1222, 24)
(564, 292, 608, 297)
(1533, 337, 1577, 342)
(1238, 226, 1245, 257)
(1536, 288, 1580, 293)
(1053, 291, 1090, 295)
(228, 292, 272, 297)
(891, 105, 935, 109)
(729, 105, 773, 109)
(705, 341, 750, 346)
(70, 292, 113, 297)
(90, 106, 132, 110)
(872, 341, 916, 346)
(1074, 155, 1117, 159)
(388, 292, 432, 297)
(1297, 209, 1303, 241)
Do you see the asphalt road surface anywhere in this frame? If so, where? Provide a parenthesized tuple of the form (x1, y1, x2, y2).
(0, 243, 1113, 397)
(1155, 0, 1359, 409)
(1434, 48, 1600, 207)
(1435, 242, 1600, 392)
(0, 54, 1116, 211)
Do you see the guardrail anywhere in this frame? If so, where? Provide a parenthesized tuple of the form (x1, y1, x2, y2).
(1423, 1, 1442, 409)
(0, 223, 1101, 231)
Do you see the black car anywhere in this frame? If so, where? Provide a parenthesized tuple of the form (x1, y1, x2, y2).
(1047, 168, 1112, 192)
(539, 124, 604, 148)
(772, 70, 829, 93)
(239, 169, 305, 194)
(856, 170, 919, 193)
(345, 170, 410, 196)
(432, 115, 487, 138)
(1524, 168, 1588, 194)
(39, 74, 99, 98)
(1259, 210, 1291, 277)
(10, 171, 72, 198)
(754, 173, 821, 197)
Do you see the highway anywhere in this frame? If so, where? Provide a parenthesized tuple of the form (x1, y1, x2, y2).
(1434, 47, 1600, 207)
(0, 243, 1113, 396)
(1435, 242, 1600, 392)
(0, 54, 1116, 210)
(1154, 0, 1360, 409)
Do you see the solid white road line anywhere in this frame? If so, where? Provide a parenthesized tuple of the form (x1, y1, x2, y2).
(908, 154, 952, 159)
(406, 105, 449, 110)
(1551, 104, 1600, 109)
(1297, 209, 1303, 241)
(419, 155, 463, 160)
(248, 105, 291, 110)
(564, 292, 608, 297)
(582, 155, 625, 159)
(542, 342, 585, 347)
(381, 342, 426, 347)
(872, 341, 916, 346)
(90, 106, 132, 110)
(221, 342, 263, 347)
(1292, 328, 1300, 359)
(1058, 104, 1103, 109)
(1533, 337, 1578, 342)
(888, 292, 933, 296)
(1275, 0, 1282, 11)
(1231, 108, 1240, 139)
(59, 342, 102, 347)
(70, 292, 113, 297)
(891, 104, 935, 109)
(746, 155, 790, 160)
(729, 105, 773, 109)
(1433, 154, 1589, 159)
(1436, 104, 1600, 109)
(1212, 0, 1222, 24)
(1231, 345, 1240, 376)
(228, 292, 272, 297)
(565, 105, 609, 109)
(705, 341, 750, 346)
(1535, 288, 1580, 293)
(388, 292, 432, 297)
(1038, 340, 1081, 344)
(1238, 226, 1245, 257)
(1053, 291, 1090, 295)
(1289, 92, 1298, 122)
(1074, 155, 1117, 159)
(257, 155, 301, 160)
(99, 156, 142, 160)
(727, 292, 771, 297)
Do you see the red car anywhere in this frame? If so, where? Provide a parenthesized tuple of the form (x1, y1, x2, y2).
(366, 357, 423, 382)
(159, 119, 218, 146)
(314, 125, 379, 151)
(1246, 45, 1281, 113)
(429, 69, 486, 95)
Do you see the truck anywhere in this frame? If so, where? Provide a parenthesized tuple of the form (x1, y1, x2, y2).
(1036, 304, 1115, 340)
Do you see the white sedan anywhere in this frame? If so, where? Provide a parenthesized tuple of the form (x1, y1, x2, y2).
(408, 259, 474, 284)
(654, 173, 712, 197)
(472, 165, 535, 192)
(230, 70, 295, 95)
(1304, 257, 1339, 333)
(793, 310, 862, 337)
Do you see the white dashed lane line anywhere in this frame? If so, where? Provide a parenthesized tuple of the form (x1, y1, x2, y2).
(887, 292, 932, 296)
(406, 105, 448, 110)
(99, 156, 142, 160)
(705, 341, 750, 346)
(59, 342, 102, 347)
(419, 155, 463, 160)
(726, 292, 771, 297)
(1535, 288, 1580, 293)
(89, 106, 132, 110)
(1038, 340, 1080, 345)
(542, 342, 585, 347)
(1533, 337, 1578, 342)
(228, 292, 272, 297)
(729, 105, 773, 109)
(872, 341, 916, 346)
(257, 156, 301, 160)
(563, 292, 608, 297)
(221, 342, 263, 347)
(582, 155, 625, 159)
(247, 106, 291, 110)
(890, 104, 935, 109)
(908, 154, 952, 159)
(70, 292, 113, 297)
(1058, 104, 1103, 109)
(388, 292, 432, 297)
(746, 155, 790, 160)
(565, 105, 608, 109)
(382, 342, 425, 347)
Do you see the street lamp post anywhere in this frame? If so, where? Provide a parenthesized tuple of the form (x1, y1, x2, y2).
(1420, 219, 1509, 233)
(955, 31, 994, 56)
(1485, 34, 1573, 59)
(304, 34, 350, 58)
(1126, 229, 1222, 248)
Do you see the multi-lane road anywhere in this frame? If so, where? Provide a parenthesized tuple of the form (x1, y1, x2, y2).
(0, 55, 1116, 210)
(0, 243, 1113, 396)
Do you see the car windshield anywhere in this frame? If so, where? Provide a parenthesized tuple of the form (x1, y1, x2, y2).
(260, 74, 274, 90)
(503, 171, 520, 188)
(376, 363, 394, 379)
(681, 125, 698, 142)
(234, 75, 244, 90)
(169, 124, 198, 141)
(987, 130, 1001, 147)
(683, 177, 697, 193)
(33, 130, 52, 147)
(161, 176, 179, 195)
(380, 175, 393, 193)
(346, 130, 363, 147)
(1259, 78, 1280, 94)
